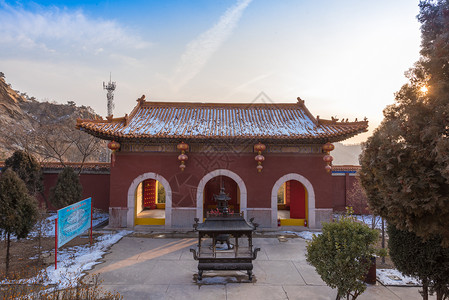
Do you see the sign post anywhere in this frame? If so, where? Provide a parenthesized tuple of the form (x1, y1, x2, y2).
(90, 200, 93, 245)
(55, 218, 57, 270)
(55, 198, 92, 269)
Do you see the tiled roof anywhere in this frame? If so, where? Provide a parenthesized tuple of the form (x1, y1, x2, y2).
(41, 162, 110, 172)
(0, 162, 110, 173)
(332, 165, 361, 173)
(76, 97, 368, 143)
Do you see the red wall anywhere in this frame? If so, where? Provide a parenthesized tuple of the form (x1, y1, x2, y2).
(29, 160, 367, 215)
(332, 175, 347, 211)
(331, 173, 369, 214)
(39, 172, 110, 211)
(109, 151, 334, 209)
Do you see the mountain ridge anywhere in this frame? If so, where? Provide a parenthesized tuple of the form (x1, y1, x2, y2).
(0, 73, 105, 161)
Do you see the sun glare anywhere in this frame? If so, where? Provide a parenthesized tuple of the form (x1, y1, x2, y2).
(420, 86, 429, 93)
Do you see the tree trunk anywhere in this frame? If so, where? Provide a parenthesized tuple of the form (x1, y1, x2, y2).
(40, 190, 50, 209)
(436, 287, 445, 300)
(381, 218, 385, 264)
(6, 232, 11, 276)
(421, 279, 429, 300)
(336, 291, 340, 300)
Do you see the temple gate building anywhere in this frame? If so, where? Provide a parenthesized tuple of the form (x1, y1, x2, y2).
(76, 96, 368, 229)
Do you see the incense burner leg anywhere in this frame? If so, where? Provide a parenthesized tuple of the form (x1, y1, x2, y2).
(247, 270, 253, 281)
(198, 270, 203, 281)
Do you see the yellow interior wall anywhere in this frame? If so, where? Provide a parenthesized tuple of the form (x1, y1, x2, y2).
(283, 182, 286, 204)
(135, 182, 143, 215)
(155, 180, 159, 204)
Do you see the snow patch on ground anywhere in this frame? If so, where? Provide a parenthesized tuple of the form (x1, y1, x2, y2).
(377, 269, 421, 286)
(282, 231, 322, 240)
(1, 230, 132, 289)
(333, 214, 384, 230)
(45, 230, 131, 288)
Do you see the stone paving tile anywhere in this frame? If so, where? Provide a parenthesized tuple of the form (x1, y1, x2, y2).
(292, 261, 326, 286)
(358, 284, 402, 299)
(226, 283, 288, 300)
(99, 237, 151, 260)
(137, 238, 197, 261)
(92, 258, 159, 285)
(101, 284, 168, 300)
(141, 260, 198, 285)
(89, 236, 428, 300)
(283, 285, 337, 299)
(166, 284, 226, 300)
(252, 260, 306, 285)
(386, 286, 437, 300)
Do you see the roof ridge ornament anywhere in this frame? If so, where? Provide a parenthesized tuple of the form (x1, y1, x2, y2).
(297, 97, 305, 106)
(137, 95, 146, 106)
(124, 114, 129, 126)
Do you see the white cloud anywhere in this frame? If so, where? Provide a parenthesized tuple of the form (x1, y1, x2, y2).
(172, 0, 252, 91)
(0, 2, 150, 59)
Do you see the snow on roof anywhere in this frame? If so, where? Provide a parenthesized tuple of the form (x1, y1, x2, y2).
(76, 97, 368, 142)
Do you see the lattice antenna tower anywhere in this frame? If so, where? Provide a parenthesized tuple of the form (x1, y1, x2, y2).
(103, 73, 116, 117)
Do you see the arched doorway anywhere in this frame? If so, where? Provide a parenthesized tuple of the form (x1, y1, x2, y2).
(196, 169, 247, 220)
(134, 179, 167, 225)
(277, 180, 308, 225)
(126, 172, 172, 228)
(203, 176, 240, 218)
(271, 174, 316, 228)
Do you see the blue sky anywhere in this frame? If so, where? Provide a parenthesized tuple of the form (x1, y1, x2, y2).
(0, 0, 421, 143)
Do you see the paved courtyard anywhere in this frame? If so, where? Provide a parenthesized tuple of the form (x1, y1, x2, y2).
(89, 234, 432, 300)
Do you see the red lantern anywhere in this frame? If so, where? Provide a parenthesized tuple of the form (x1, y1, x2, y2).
(323, 155, 333, 163)
(255, 154, 265, 162)
(177, 142, 189, 152)
(178, 153, 188, 161)
(108, 141, 120, 152)
(179, 162, 186, 171)
(254, 142, 266, 172)
(322, 142, 335, 153)
(107, 141, 120, 167)
(254, 142, 266, 153)
(177, 142, 189, 171)
(322, 142, 334, 172)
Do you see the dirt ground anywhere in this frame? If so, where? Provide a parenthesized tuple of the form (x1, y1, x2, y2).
(375, 234, 394, 269)
(0, 234, 99, 280)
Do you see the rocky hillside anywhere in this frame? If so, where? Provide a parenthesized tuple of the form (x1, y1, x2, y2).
(0, 75, 29, 125)
(0, 73, 107, 161)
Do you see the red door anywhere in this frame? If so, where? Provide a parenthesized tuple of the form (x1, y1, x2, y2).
(143, 179, 157, 209)
(289, 180, 306, 219)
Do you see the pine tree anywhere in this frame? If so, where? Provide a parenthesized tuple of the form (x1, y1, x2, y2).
(388, 224, 449, 300)
(0, 169, 38, 275)
(359, 0, 449, 246)
(49, 167, 83, 209)
(4, 150, 43, 195)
